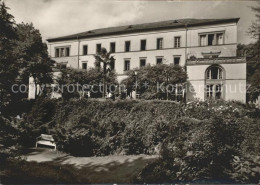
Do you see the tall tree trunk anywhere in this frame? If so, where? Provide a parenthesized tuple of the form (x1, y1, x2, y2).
(103, 63, 107, 98)
(34, 81, 37, 99)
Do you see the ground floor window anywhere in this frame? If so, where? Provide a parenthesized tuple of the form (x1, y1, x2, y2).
(206, 84, 223, 100)
(140, 58, 146, 67)
(124, 59, 130, 71)
(82, 62, 87, 70)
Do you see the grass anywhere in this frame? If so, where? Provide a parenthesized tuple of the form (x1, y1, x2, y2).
(1, 149, 157, 184)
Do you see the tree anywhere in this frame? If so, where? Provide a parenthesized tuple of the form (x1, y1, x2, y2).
(14, 23, 54, 99)
(122, 64, 187, 100)
(249, 1, 260, 40)
(245, 2, 260, 102)
(57, 67, 118, 100)
(0, 1, 18, 110)
(94, 47, 115, 97)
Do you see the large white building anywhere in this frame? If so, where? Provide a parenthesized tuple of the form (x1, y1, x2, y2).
(45, 18, 246, 102)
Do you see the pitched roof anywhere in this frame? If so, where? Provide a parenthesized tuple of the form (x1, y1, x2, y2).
(47, 18, 239, 42)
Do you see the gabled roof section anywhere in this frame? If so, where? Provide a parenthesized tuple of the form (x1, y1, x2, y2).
(47, 18, 239, 42)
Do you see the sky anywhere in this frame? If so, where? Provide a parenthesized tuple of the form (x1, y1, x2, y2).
(4, 0, 259, 44)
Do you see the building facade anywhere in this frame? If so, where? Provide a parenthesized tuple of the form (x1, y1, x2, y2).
(45, 18, 246, 102)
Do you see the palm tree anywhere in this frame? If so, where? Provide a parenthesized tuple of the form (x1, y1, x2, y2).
(94, 47, 115, 98)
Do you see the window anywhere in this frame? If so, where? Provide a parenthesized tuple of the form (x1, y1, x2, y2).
(206, 85, 214, 99)
(55, 48, 59, 57)
(60, 48, 65, 57)
(96, 44, 101, 53)
(157, 38, 163, 49)
(55, 47, 70, 57)
(125, 41, 131, 52)
(206, 66, 223, 80)
(208, 34, 215, 46)
(140, 40, 146, 51)
(206, 84, 223, 99)
(110, 60, 115, 71)
(200, 35, 207, 46)
(216, 33, 224, 45)
(82, 62, 87, 70)
(124, 59, 130, 71)
(215, 84, 222, 99)
(174, 36, 181, 48)
(56, 63, 67, 69)
(199, 32, 224, 46)
(140, 58, 146, 67)
(110, 42, 116, 53)
(205, 65, 225, 100)
(173, 56, 180, 65)
(156, 57, 163, 65)
(83, 45, 88, 55)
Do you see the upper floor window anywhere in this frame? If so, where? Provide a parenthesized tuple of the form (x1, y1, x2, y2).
(200, 35, 207, 46)
(109, 60, 115, 71)
(216, 33, 224, 45)
(83, 45, 88, 55)
(124, 59, 130, 71)
(140, 40, 146, 51)
(110, 42, 116, 53)
(55, 47, 70, 57)
(125, 41, 131, 52)
(199, 32, 224, 46)
(206, 65, 223, 80)
(156, 57, 163, 65)
(82, 62, 87, 70)
(96, 44, 101, 53)
(157, 38, 163, 49)
(140, 58, 146, 67)
(174, 36, 181, 48)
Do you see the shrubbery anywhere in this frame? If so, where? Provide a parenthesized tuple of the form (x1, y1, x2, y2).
(134, 101, 260, 183)
(1, 98, 259, 183)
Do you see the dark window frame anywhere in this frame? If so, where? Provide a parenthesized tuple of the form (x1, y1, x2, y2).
(124, 59, 130, 71)
(156, 56, 163, 65)
(82, 62, 87, 70)
(173, 56, 181, 65)
(83, 45, 88, 55)
(140, 39, 146, 51)
(174, 36, 181, 48)
(55, 46, 71, 57)
(125, 41, 131, 52)
(140, 58, 146, 67)
(110, 42, 116, 53)
(96, 43, 102, 53)
(157, 38, 163, 49)
(199, 31, 225, 46)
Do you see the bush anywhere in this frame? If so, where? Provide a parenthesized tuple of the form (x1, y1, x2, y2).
(3, 98, 259, 183)
(134, 100, 259, 183)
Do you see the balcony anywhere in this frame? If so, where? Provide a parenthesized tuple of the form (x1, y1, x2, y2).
(187, 57, 246, 66)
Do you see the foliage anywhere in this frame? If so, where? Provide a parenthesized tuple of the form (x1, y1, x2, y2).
(134, 100, 260, 183)
(245, 2, 260, 102)
(94, 47, 116, 97)
(0, 116, 22, 163)
(14, 23, 54, 98)
(0, 1, 18, 109)
(122, 64, 187, 100)
(57, 67, 118, 99)
(0, 3, 54, 113)
(249, 1, 260, 40)
(1, 98, 259, 183)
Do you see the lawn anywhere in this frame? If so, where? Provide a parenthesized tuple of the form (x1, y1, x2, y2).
(1, 148, 158, 184)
